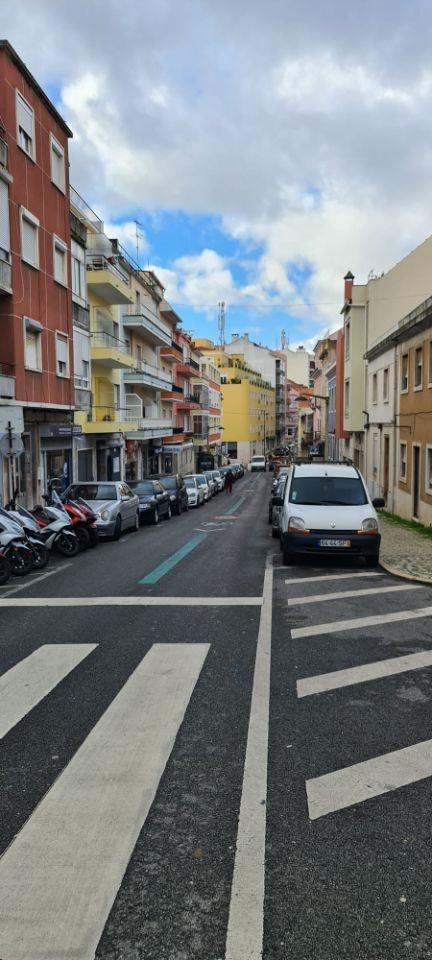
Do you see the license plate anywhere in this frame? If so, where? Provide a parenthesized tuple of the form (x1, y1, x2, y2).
(318, 538, 351, 548)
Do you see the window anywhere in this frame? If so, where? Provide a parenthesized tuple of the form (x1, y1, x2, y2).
(24, 317, 42, 371)
(50, 134, 65, 192)
(429, 341, 432, 386)
(426, 447, 432, 493)
(414, 346, 423, 389)
(16, 92, 35, 159)
(400, 442, 407, 481)
(372, 372, 378, 404)
(53, 235, 67, 286)
(73, 328, 90, 388)
(344, 379, 350, 415)
(345, 322, 350, 359)
(71, 240, 86, 302)
(401, 353, 408, 392)
(56, 332, 69, 377)
(0, 178, 10, 262)
(383, 367, 389, 402)
(20, 207, 39, 268)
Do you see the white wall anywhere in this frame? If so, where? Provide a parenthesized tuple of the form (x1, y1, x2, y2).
(364, 345, 396, 508)
(225, 336, 276, 386)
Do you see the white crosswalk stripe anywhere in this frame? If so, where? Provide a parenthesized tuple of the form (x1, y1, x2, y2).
(0, 644, 97, 740)
(287, 583, 419, 606)
(297, 649, 432, 698)
(0, 642, 209, 960)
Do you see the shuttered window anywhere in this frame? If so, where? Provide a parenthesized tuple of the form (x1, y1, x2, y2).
(56, 332, 69, 377)
(21, 208, 39, 267)
(0, 178, 10, 258)
(71, 240, 86, 301)
(53, 235, 67, 285)
(50, 134, 65, 192)
(16, 92, 35, 159)
(73, 329, 90, 387)
(24, 318, 43, 371)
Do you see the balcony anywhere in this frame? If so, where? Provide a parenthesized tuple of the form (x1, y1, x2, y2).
(0, 363, 15, 399)
(124, 395, 173, 438)
(124, 359, 173, 392)
(0, 255, 12, 295)
(83, 406, 139, 434)
(91, 332, 136, 370)
(176, 392, 201, 410)
(176, 360, 193, 377)
(86, 254, 133, 305)
(161, 384, 183, 402)
(160, 341, 184, 363)
(122, 304, 171, 347)
(72, 301, 90, 331)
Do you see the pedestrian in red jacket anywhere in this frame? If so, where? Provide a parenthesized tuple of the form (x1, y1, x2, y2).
(225, 469, 234, 493)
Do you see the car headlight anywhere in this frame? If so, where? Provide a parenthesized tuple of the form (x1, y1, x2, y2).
(141, 503, 151, 510)
(99, 509, 110, 521)
(170, 494, 176, 501)
(288, 516, 308, 532)
(359, 517, 379, 533)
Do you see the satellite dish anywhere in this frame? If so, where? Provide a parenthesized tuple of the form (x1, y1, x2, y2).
(0, 433, 24, 457)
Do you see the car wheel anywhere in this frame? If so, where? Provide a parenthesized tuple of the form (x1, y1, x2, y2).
(174, 502, 181, 515)
(153, 509, 159, 525)
(167, 504, 172, 519)
(272, 527, 280, 539)
(113, 515, 122, 541)
(366, 553, 379, 568)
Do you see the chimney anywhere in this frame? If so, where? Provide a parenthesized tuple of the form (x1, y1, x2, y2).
(344, 271, 354, 302)
(243, 332, 249, 341)
(232, 333, 239, 341)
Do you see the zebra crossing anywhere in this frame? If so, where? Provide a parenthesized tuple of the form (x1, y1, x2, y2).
(285, 568, 432, 822)
(0, 640, 209, 960)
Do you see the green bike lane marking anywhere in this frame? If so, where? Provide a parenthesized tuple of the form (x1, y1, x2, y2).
(139, 495, 248, 584)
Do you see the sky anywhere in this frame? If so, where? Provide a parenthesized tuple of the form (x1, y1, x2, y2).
(3, 0, 432, 350)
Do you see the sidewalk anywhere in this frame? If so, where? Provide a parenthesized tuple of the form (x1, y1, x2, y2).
(379, 514, 432, 584)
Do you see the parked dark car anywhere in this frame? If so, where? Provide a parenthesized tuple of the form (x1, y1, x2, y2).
(128, 480, 172, 525)
(153, 474, 189, 515)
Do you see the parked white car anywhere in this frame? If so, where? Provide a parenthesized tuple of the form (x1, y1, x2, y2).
(249, 455, 266, 472)
(194, 474, 210, 501)
(277, 462, 384, 566)
(183, 476, 205, 507)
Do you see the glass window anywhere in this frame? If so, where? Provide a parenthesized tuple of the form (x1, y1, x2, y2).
(56, 333, 69, 377)
(414, 346, 423, 388)
(160, 476, 177, 489)
(25, 328, 41, 370)
(400, 443, 407, 481)
(345, 322, 350, 359)
(16, 92, 35, 159)
(429, 342, 432, 385)
(71, 240, 86, 301)
(344, 380, 350, 415)
(289, 476, 367, 506)
(53, 235, 67, 285)
(372, 373, 378, 403)
(401, 354, 408, 392)
(383, 367, 389, 402)
(426, 448, 432, 492)
(69, 483, 118, 500)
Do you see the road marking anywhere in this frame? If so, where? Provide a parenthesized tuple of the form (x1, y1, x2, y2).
(285, 572, 384, 585)
(139, 532, 207, 583)
(225, 496, 246, 516)
(288, 584, 420, 606)
(307, 737, 432, 820)
(297, 649, 432, 698)
(0, 595, 263, 607)
(225, 562, 273, 960)
(0, 643, 209, 960)
(292, 605, 432, 639)
(0, 644, 97, 740)
(0, 563, 72, 598)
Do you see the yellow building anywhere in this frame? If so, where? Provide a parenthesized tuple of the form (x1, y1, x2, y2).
(195, 340, 275, 462)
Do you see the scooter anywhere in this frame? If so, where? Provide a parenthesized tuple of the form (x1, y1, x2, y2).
(1, 506, 49, 570)
(0, 549, 11, 585)
(0, 522, 34, 576)
(46, 483, 98, 551)
(26, 503, 80, 557)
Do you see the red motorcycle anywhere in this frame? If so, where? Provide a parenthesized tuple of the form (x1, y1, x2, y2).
(46, 482, 99, 551)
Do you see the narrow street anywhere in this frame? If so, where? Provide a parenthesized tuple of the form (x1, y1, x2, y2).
(0, 472, 432, 959)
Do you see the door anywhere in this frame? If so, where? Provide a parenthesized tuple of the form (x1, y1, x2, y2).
(77, 449, 94, 481)
(413, 445, 420, 518)
(383, 436, 389, 503)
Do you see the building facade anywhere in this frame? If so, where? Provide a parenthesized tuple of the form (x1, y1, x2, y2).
(0, 41, 75, 506)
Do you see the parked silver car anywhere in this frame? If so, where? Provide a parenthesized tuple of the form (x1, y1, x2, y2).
(64, 482, 139, 540)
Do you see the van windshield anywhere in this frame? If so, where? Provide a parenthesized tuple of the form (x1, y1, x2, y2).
(289, 476, 367, 506)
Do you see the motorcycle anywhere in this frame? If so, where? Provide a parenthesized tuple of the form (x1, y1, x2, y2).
(47, 482, 98, 551)
(0, 549, 11, 585)
(0, 521, 35, 576)
(1, 506, 49, 570)
(26, 503, 80, 558)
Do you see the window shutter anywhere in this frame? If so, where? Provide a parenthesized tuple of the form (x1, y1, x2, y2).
(22, 218, 37, 265)
(17, 95, 33, 138)
(57, 334, 68, 365)
(26, 331, 38, 369)
(54, 244, 65, 282)
(0, 179, 10, 254)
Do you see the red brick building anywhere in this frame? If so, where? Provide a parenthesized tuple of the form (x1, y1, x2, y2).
(0, 41, 74, 505)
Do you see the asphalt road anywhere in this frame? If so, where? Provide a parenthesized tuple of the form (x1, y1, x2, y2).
(0, 471, 432, 959)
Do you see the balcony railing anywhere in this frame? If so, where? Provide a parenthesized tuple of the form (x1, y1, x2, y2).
(86, 254, 130, 286)
(0, 362, 15, 399)
(122, 303, 171, 344)
(72, 301, 90, 330)
(0, 255, 12, 294)
(92, 331, 132, 354)
(70, 186, 103, 232)
(0, 137, 7, 168)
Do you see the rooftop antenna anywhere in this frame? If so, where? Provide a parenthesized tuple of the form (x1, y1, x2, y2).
(134, 220, 144, 268)
(281, 328, 288, 349)
(218, 301, 226, 347)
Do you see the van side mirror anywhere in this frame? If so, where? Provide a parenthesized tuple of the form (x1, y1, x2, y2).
(372, 497, 385, 509)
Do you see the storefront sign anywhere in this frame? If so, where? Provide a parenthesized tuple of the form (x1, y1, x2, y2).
(39, 423, 82, 438)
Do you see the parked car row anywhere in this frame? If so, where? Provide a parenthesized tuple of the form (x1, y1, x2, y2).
(268, 461, 385, 566)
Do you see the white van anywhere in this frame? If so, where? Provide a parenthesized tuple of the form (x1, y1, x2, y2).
(277, 462, 384, 566)
(249, 455, 266, 472)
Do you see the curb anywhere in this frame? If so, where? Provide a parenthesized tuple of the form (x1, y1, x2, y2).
(380, 559, 432, 587)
